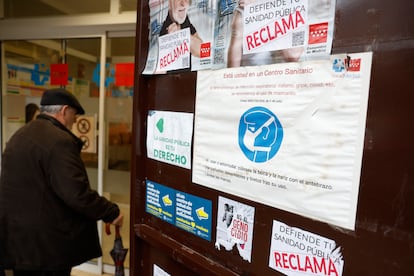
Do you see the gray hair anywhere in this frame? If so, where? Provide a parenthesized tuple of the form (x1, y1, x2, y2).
(40, 105, 64, 114)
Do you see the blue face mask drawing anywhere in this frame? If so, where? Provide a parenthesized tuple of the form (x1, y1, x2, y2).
(239, 107, 283, 163)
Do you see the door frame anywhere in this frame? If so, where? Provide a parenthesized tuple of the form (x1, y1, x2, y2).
(0, 4, 136, 274)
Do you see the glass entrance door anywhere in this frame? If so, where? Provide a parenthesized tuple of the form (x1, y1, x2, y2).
(1, 36, 134, 275)
(99, 36, 134, 274)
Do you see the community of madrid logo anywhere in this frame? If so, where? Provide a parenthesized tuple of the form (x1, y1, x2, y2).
(238, 106, 283, 163)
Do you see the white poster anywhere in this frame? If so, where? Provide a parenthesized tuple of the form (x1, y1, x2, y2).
(243, 0, 309, 54)
(215, 196, 255, 262)
(147, 110, 194, 169)
(157, 28, 191, 72)
(144, 0, 335, 73)
(143, 0, 215, 74)
(193, 52, 373, 230)
(153, 264, 171, 276)
(242, 0, 334, 57)
(213, 0, 335, 69)
(269, 220, 344, 275)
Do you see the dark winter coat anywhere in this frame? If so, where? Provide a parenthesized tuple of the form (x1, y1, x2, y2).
(0, 114, 120, 270)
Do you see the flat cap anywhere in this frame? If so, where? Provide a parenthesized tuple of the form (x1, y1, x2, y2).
(40, 88, 85, 115)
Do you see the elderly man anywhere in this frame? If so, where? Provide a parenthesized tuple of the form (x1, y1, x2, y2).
(0, 88, 123, 276)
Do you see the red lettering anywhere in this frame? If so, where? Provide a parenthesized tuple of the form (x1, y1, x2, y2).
(159, 41, 189, 69)
(230, 228, 248, 242)
(267, 25, 276, 40)
(295, 10, 305, 26)
(260, 28, 268, 43)
(230, 220, 248, 242)
(183, 40, 189, 53)
(253, 31, 261, 48)
(289, 253, 297, 270)
(274, 252, 282, 267)
(327, 259, 339, 276)
(304, 255, 315, 273)
(246, 10, 306, 51)
(274, 21, 284, 37)
(314, 257, 326, 274)
(232, 219, 248, 231)
(297, 253, 304, 271)
(281, 252, 289, 268)
(273, 251, 340, 276)
(246, 35, 254, 50)
(281, 13, 295, 31)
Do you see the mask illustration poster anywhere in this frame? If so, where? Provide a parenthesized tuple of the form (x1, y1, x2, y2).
(215, 196, 255, 262)
(193, 52, 373, 230)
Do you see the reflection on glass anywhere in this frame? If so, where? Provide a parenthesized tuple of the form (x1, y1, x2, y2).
(2, 40, 62, 147)
(102, 37, 135, 269)
(105, 38, 135, 172)
(66, 38, 101, 168)
(1, 36, 134, 271)
(108, 122, 132, 170)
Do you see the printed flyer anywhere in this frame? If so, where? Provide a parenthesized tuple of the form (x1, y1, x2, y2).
(244, 0, 334, 56)
(156, 28, 191, 72)
(146, 180, 176, 225)
(193, 52, 373, 230)
(145, 180, 213, 241)
(154, 264, 171, 276)
(269, 220, 344, 275)
(146, 110, 194, 169)
(215, 196, 255, 262)
(144, 0, 335, 73)
(214, 0, 335, 68)
(143, 0, 216, 74)
(175, 190, 212, 241)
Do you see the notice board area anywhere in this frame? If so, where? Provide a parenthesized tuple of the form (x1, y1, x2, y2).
(130, 0, 414, 275)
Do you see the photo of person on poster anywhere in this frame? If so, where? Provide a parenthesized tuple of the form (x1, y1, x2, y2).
(160, 0, 203, 58)
(144, 0, 334, 73)
(222, 203, 234, 227)
(226, 0, 333, 67)
(215, 196, 255, 262)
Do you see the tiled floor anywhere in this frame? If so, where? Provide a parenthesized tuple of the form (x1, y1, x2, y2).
(71, 269, 112, 276)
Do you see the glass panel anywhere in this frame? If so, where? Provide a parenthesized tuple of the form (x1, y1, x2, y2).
(66, 38, 102, 173)
(2, 37, 102, 186)
(3, 0, 110, 18)
(101, 36, 135, 270)
(2, 38, 102, 268)
(1, 36, 134, 272)
(66, 38, 102, 269)
(2, 39, 62, 147)
(106, 37, 135, 172)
